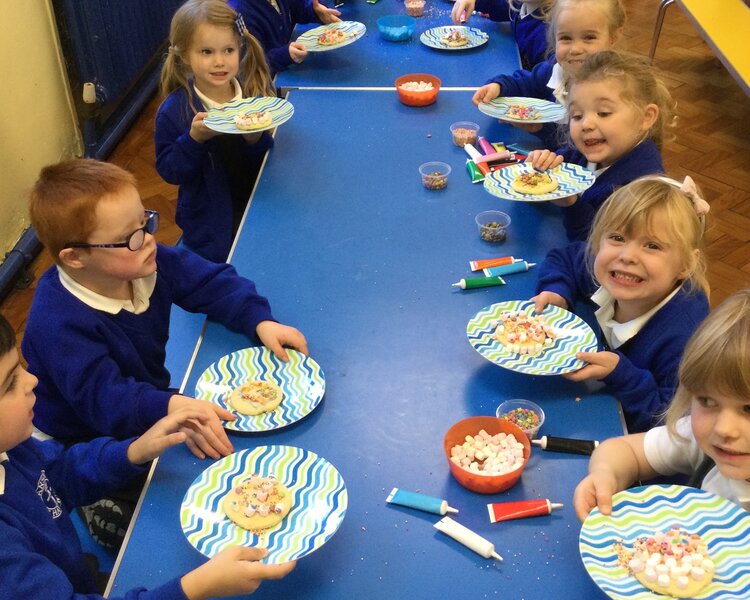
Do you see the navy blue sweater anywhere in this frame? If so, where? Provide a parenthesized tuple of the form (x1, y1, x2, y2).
(475, 0, 549, 68)
(558, 138, 665, 242)
(0, 437, 186, 600)
(230, 0, 319, 75)
(22, 245, 275, 442)
(155, 85, 273, 263)
(535, 241, 709, 433)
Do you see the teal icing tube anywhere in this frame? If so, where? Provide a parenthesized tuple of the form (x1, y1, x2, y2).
(483, 261, 536, 277)
(386, 488, 458, 515)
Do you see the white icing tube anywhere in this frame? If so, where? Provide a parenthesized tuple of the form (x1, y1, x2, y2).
(434, 516, 503, 561)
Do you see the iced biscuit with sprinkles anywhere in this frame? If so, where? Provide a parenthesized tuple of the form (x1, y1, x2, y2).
(615, 526, 714, 598)
(223, 474, 293, 531)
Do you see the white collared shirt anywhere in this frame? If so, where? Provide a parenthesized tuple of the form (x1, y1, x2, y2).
(592, 285, 681, 349)
(645, 417, 750, 511)
(193, 78, 243, 110)
(519, 0, 542, 18)
(546, 63, 567, 105)
(0, 452, 8, 496)
(57, 268, 157, 315)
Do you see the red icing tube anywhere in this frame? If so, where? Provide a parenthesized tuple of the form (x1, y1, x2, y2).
(487, 499, 563, 523)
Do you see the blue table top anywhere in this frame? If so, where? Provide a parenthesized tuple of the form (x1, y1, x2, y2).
(110, 91, 620, 599)
(276, 0, 520, 88)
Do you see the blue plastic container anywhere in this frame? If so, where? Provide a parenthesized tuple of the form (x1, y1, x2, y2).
(377, 15, 416, 42)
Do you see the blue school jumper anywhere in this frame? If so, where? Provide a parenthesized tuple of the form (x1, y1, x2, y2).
(155, 85, 273, 263)
(558, 138, 665, 242)
(535, 241, 709, 433)
(230, 0, 318, 75)
(22, 245, 275, 442)
(485, 57, 560, 148)
(0, 438, 186, 600)
(474, 0, 548, 68)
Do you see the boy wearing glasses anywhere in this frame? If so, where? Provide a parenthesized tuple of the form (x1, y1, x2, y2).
(20, 159, 307, 543)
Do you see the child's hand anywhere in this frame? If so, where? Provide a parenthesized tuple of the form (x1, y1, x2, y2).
(530, 291, 568, 315)
(472, 83, 501, 106)
(256, 321, 309, 362)
(313, 2, 341, 24)
(573, 471, 618, 521)
(451, 0, 476, 24)
(180, 546, 296, 600)
(526, 149, 563, 172)
(563, 351, 620, 382)
(189, 112, 220, 143)
(167, 395, 235, 460)
(126, 405, 216, 464)
(289, 42, 308, 64)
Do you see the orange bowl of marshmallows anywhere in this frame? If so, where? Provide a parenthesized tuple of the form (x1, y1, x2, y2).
(395, 73, 441, 106)
(443, 416, 531, 494)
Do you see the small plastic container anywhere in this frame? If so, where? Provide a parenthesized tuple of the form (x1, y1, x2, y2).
(419, 161, 451, 190)
(496, 399, 545, 441)
(377, 15, 416, 41)
(395, 73, 441, 106)
(404, 0, 426, 17)
(475, 210, 511, 243)
(443, 416, 531, 494)
(450, 121, 479, 147)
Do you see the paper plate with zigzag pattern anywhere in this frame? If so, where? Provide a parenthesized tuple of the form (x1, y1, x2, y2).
(181, 445, 347, 563)
(580, 485, 750, 599)
(195, 348, 325, 432)
(483, 162, 595, 202)
(203, 96, 294, 134)
(467, 300, 597, 375)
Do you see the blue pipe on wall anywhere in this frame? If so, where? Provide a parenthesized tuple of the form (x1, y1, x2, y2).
(0, 227, 42, 303)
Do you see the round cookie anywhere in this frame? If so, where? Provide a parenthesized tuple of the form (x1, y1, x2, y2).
(223, 474, 293, 531)
(492, 310, 556, 356)
(234, 111, 273, 131)
(506, 105, 541, 121)
(228, 380, 283, 415)
(511, 171, 558, 195)
(615, 526, 714, 598)
(318, 28, 346, 46)
(441, 29, 469, 47)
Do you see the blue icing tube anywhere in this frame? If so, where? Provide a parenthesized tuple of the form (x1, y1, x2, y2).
(386, 488, 458, 515)
(483, 261, 536, 277)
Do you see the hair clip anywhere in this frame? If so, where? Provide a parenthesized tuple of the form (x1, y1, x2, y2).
(679, 175, 710, 218)
(235, 14, 248, 36)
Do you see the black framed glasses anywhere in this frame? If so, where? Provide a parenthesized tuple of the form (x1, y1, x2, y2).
(65, 210, 159, 252)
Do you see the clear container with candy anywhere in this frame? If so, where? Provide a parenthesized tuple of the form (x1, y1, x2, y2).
(496, 399, 545, 440)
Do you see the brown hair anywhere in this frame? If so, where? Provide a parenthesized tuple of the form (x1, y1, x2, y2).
(567, 49, 677, 149)
(546, 0, 626, 52)
(159, 0, 274, 112)
(29, 159, 137, 262)
(586, 176, 709, 296)
(665, 289, 750, 437)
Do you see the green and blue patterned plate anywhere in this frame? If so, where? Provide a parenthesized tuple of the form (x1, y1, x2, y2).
(181, 445, 347, 563)
(478, 96, 566, 124)
(295, 21, 366, 52)
(466, 300, 597, 375)
(580, 485, 750, 599)
(203, 96, 294, 134)
(420, 26, 489, 50)
(194, 347, 325, 432)
(483, 162, 595, 202)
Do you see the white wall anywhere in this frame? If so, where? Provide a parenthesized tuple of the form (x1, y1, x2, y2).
(0, 0, 82, 257)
